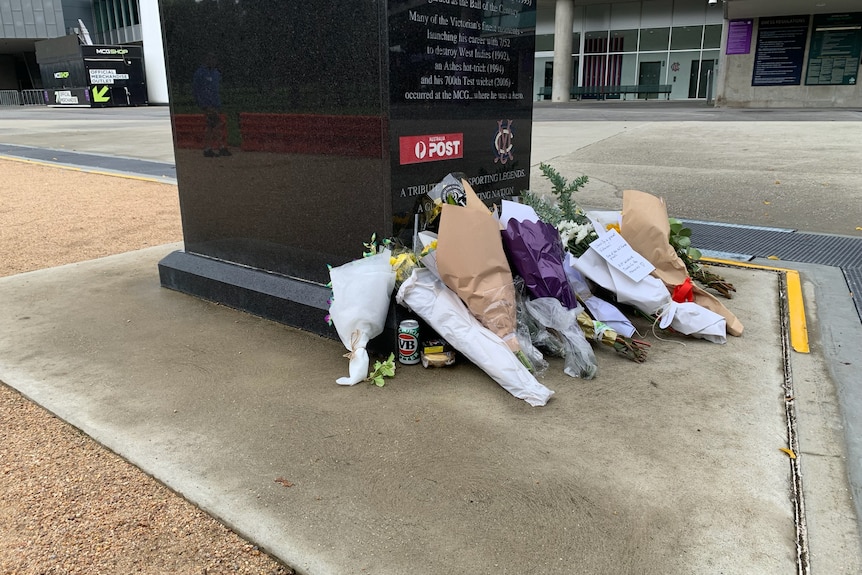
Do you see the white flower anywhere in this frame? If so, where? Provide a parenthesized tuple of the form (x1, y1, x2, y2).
(574, 221, 595, 244)
(557, 220, 595, 247)
(556, 221, 577, 246)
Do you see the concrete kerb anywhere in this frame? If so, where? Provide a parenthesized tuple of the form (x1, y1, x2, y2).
(749, 258, 862, 564)
(1, 244, 860, 574)
(700, 256, 862, 570)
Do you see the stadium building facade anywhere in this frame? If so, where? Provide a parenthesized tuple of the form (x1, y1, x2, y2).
(2, 1, 859, 108)
(536, 0, 862, 107)
(0, 0, 166, 104)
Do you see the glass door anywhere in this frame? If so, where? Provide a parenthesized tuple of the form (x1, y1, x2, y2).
(638, 61, 662, 99)
(689, 59, 715, 98)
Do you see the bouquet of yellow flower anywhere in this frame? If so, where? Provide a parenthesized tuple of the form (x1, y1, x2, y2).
(390, 247, 419, 288)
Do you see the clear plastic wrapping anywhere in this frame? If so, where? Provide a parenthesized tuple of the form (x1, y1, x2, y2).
(524, 297, 598, 380)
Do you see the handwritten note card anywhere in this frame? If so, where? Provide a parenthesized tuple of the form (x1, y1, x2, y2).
(588, 229, 654, 282)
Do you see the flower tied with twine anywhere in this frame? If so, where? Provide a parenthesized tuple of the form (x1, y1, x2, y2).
(343, 329, 361, 360)
(336, 328, 371, 386)
(672, 277, 695, 303)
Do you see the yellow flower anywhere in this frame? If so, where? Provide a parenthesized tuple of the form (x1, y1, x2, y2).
(391, 253, 413, 268)
(606, 223, 621, 234)
(391, 252, 418, 282)
(419, 240, 438, 257)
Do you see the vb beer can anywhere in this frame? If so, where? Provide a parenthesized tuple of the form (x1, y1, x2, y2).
(398, 319, 420, 364)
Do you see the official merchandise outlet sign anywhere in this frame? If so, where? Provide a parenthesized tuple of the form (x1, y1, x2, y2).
(89, 69, 129, 85)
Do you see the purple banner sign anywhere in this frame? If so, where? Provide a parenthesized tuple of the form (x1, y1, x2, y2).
(726, 19, 753, 55)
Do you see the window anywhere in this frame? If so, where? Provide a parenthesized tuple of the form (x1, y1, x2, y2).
(703, 25, 722, 49)
(585, 31, 608, 53)
(535, 33, 581, 54)
(93, 0, 140, 32)
(609, 29, 638, 52)
(670, 26, 702, 50)
(535, 34, 554, 52)
(640, 27, 669, 51)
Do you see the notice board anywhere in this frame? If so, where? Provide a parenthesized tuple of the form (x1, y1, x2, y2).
(805, 12, 862, 86)
(752, 15, 810, 86)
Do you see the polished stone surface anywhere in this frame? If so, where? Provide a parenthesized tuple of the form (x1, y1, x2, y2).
(158, 0, 535, 327)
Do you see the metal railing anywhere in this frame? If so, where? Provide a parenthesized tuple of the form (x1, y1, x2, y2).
(0, 89, 47, 106)
(0, 90, 21, 106)
(21, 89, 46, 105)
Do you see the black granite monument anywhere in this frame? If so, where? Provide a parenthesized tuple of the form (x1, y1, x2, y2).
(157, 0, 536, 339)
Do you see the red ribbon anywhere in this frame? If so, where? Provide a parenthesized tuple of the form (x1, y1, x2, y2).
(672, 277, 695, 303)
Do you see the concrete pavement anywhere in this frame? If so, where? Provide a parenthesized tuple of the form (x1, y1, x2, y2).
(1, 103, 861, 574)
(0, 106, 176, 164)
(530, 101, 862, 237)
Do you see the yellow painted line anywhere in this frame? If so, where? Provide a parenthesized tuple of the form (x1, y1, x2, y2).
(784, 270, 809, 353)
(702, 257, 809, 353)
(0, 154, 174, 185)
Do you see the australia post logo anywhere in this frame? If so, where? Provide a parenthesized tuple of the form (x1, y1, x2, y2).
(399, 133, 464, 165)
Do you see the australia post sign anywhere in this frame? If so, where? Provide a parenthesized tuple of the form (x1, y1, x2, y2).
(399, 133, 464, 165)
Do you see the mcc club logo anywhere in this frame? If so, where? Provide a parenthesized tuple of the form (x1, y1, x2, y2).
(493, 119, 514, 164)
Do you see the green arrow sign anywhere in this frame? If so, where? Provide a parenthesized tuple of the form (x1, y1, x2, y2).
(92, 86, 110, 103)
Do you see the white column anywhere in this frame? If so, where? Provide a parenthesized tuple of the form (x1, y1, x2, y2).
(552, 0, 575, 102)
(139, 0, 169, 104)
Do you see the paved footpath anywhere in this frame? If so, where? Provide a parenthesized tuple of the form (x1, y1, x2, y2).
(0, 103, 860, 574)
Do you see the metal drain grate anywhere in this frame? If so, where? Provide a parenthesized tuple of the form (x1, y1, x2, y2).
(684, 220, 862, 321)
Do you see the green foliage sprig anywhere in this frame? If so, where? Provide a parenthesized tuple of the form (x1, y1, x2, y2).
(367, 353, 396, 387)
(521, 163, 589, 226)
(668, 218, 702, 262)
(540, 163, 590, 222)
(669, 218, 736, 298)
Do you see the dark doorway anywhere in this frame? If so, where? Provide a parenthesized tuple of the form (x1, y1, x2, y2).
(689, 59, 715, 98)
(638, 61, 661, 99)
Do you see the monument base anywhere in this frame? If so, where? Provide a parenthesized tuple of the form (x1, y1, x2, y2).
(158, 250, 398, 354)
